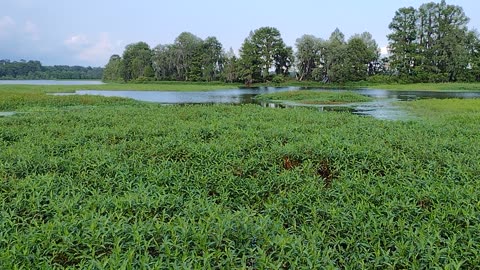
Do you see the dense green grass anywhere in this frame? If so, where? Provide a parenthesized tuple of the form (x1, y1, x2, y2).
(0, 88, 138, 112)
(402, 98, 480, 118)
(2, 81, 480, 93)
(369, 82, 480, 91)
(256, 90, 373, 104)
(1, 89, 480, 268)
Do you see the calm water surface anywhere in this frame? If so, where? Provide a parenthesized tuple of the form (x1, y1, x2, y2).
(0, 80, 104, 85)
(55, 87, 480, 120)
(0, 112, 16, 117)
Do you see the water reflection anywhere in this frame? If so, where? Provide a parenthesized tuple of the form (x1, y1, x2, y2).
(354, 88, 480, 100)
(0, 112, 16, 117)
(54, 87, 480, 120)
(0, 80, 104, 85)
(74, 87, 297, 104)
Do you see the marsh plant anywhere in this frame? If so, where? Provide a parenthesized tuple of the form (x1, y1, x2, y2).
(1, 88, 479, 268)
(255, 90, 373, 104)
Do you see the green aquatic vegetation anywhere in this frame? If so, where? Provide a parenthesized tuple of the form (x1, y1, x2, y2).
(1, 91, 480, 268)
(370, 82, 480, 91)
(256, 90, 373, 104)
(401, 98, 480, 118)
(0, 91, 138, 111)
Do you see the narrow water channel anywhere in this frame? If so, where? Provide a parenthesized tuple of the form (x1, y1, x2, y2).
(53, 87, 480, 120)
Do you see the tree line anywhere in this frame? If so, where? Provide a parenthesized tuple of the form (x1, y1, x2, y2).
(388, 0, 480, 82)
(0, 59, 103, 80)
(103, 27, 381, 84)
(104, 1, 479, 84)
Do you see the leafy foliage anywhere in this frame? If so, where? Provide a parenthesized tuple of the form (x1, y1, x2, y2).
(295, 29, 379, 83)
(388, 0, 480, 82)
(239, 27, 293, 84)
(1, 87, 480, 268)
(0, 59, 103, 80)
(151, 33, 225, 82)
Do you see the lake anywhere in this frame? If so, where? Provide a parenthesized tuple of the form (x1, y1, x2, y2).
(54, 87, 480, 120)
(0, 80, 104, 85)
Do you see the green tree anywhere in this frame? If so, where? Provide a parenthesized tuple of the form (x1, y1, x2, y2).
(464, 30, 480, 81)
(387, 7, 418, 79)
(222, 48, 239, 83)
(201, 36, 225, 81)
(351, 32, 380, 75)
(152, 33, 226, 81)
(239, 27, 292, 83)
(324, 28, 347, 83)
(239, 31, 261, 85)
(122, 42, 153, 81)
(173, 32, 203, 81)
(388, 1, 473, 82)
(295, 35, 325, 81)
(102, 55, 123, 82)
(342, 37, 377, 82)
(435, 0, 470, 81)
(152, 44, 176, 80)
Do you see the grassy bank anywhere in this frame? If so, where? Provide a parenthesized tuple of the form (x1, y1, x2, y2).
(252, 80, 480, 91)
(0, 82, 239, 93)
(2, 81, 480, 92)
(256, 90, 372, 104)
(1, 89, 479, 268)
(401, 98, 480, 119)
(369, 82, 480, 91)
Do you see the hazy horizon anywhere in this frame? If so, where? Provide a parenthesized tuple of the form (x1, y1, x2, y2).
(1, 0, 479, 67)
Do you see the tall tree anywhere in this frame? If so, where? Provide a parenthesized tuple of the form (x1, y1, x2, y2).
(201, 36, 225, 81)
(435, 0, 470, 81)
(324, 28, 347, 83)
(122, 42, 153, 81)
(102, 55, 123, 81)
(351, 32, 380, 75)
(464, 30, 480, 81)
(173, 32, 203, 81)
(295, 35, 327, 81)
(388, 1, 474, 82)
(152, 33, 226, 81)
(239, 31, 262, 85)
(222, 48, 240, 83)
(239, 27, 293, 83)
(343, 37, 377, 82)
(152, 44, 177, 80)
(387, 7, 418, 78)
(296, 35, 320, 80)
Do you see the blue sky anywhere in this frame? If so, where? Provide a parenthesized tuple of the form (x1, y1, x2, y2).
(1, 0, 479, 67)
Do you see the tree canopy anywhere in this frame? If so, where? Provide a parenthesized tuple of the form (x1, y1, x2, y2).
(388, 0, 479, 82)
(0, 60, 103, 80)
(98, 0, 480, 84)
(240, 27, 294, 83)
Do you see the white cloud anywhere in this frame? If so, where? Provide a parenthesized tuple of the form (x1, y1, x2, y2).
(64, 34, 89, 47)
(0, 16, 16, 38)
(23, 20, 39, 40)
(0, 16, 15, 29)
(65, 33, 123, 65)
(0, 16, 41, 41)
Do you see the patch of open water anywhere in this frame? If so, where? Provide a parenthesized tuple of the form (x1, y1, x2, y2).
(52, 87, 480, 120)
(0, 112, 16, 117)
(0, 80, 104, 85)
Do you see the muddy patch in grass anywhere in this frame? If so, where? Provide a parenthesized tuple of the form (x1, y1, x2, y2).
(317, 160, 336, 188)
